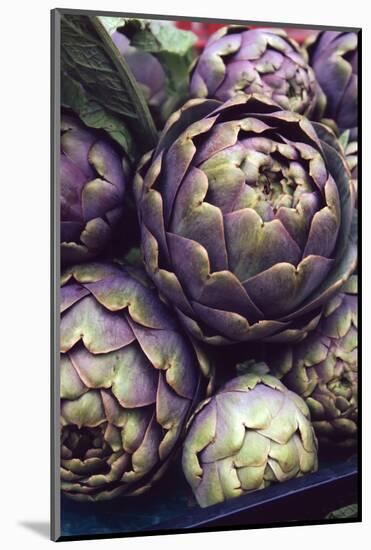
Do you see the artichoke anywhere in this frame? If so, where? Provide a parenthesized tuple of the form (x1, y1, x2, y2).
(60, 262, 211, 501)
(112, 31, 166, 108)
(134, 94, 356, 345)
(61, 114, 129, 266)
(267, 275, 358, 450)
(190, 27, 320, 116)
(307, 31, 358, 139)
(182, 372, 318, 508)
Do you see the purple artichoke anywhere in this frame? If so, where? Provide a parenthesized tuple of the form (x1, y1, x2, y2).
(134, 94, 356, 345)
(307, 31, 358, 139)
(61, 114, 129, 266)
(267, 275, 358, 450)
(112, 31, 166, 108)
(182, 372, 318, 507)
(60, 262, 211, 501)
(190, 26, 320, 116)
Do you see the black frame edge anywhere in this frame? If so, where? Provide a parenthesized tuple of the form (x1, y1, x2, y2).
(51, 7, 61, 543)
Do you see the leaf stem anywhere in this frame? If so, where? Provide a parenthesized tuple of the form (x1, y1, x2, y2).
(89, 15, 158, 152)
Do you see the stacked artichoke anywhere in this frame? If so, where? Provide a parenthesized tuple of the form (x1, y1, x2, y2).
(60, 18, 359, 511)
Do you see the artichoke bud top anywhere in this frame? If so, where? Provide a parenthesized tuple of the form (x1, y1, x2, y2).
(182, 372, 318, 507)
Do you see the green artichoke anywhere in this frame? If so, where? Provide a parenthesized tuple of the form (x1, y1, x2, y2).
(267, 276, 358, 450)
(182, 372, 318, 508)
(60, 262, 211, 501)
(190, 26, 320, 116)
(134, 94, 356, 345)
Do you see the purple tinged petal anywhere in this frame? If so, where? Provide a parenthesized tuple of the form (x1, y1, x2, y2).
(128, 319, 197, 399)
(214, 60, 262, 101)
(191, 33, 241, 97)
(303, 207, 338, 259)
(171, 167, 228, 272)
(303, 176, 340, 258)
(160, 118, 215, 223)
(60, 295, 135, 354)
(84, 271, 174, 330)
(60, 155, 85, 222)
(61, 354, 88, 399)
(284, 242, 357, 322)
(99, 390, 126, 427)
(193, 120, 240, 165)
(167, 232, 263, 321)
(79, 217, 111, 251)
(140, 188, 171, 268)
(225, 209, 302, 281)
(140, 229, 195, 319)
(61, 125, 96, 180)
(191, 301, 288, 342)
(89, 140, 126, 193)
(119, 407, 153, 453)
(60, 283, 90, 313)
(201, 394, 247, 462)
(127, 415, 162, 479)
(81, 178, 123, 221)
(68, 345, 117, 389)
(110, 344, 158, 408)
(244, 256, 334, 317)
(235, 29, 269, 60)
(156, 372, 189, 458)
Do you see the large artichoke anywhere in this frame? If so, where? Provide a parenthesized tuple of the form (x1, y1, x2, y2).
(60, 262, 210, 501)
(267, 275, 358, 450)
(134, 94, 356, 345)
(61, 114, 129, 266)
(190, 27, 320, 116)
(307, 31, 358, 139)
(182, 372, 318, 508)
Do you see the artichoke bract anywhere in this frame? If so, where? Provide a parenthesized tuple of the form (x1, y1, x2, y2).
(135, 94, 356, 345)
(307, 31, 358, 139)
(182, 372, 318, 508)
(268, 275, 358, 450)
(60, 262, 210, 501)
(61, 114, 128, 266)
(190, 27, 319, 116)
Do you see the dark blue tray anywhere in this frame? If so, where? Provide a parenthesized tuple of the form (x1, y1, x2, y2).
(60, 456, 358, 540)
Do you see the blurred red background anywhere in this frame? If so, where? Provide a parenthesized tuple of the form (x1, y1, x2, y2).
(175, 21, 318, 50)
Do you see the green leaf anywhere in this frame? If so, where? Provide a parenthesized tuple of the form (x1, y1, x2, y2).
(61, 74, 136, 161)
(130, 23, 196, 56)
(60, 14, 158, 154)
